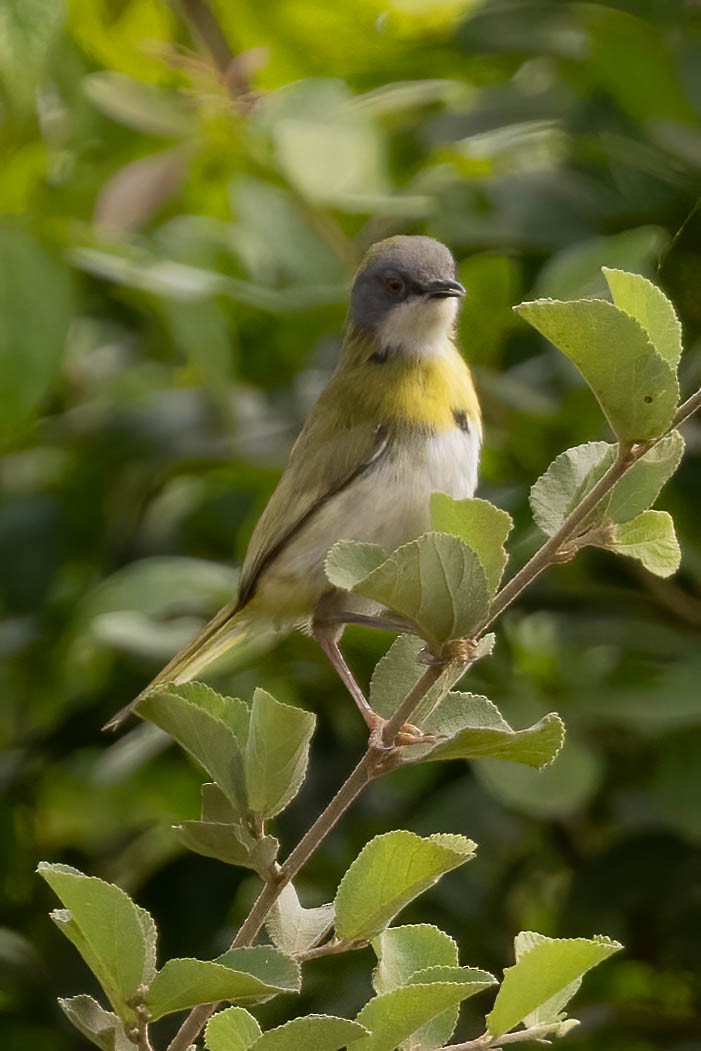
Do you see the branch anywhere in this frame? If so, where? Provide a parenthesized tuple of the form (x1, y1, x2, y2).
(167, 386, 701, 1051)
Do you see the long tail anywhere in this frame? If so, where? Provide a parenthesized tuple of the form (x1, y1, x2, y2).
(103, 602, 253, 730)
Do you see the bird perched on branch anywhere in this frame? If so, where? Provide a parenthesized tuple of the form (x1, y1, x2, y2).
(106, 235, 481, 737)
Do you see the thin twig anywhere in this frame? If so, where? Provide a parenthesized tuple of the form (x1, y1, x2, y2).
(298, 937, 368, 962)
(444, 1020, 565, 1048)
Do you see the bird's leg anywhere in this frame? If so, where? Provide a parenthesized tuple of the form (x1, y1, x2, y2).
(312, 595, 436, 747)
(313, 622, 380, 733)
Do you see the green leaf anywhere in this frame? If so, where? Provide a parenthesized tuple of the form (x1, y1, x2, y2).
(607, 433, 684, 522)
(244, 688, 315, 819)
(174, 682, 251, 743)
(516, 298, 679, 440)
(513, 933, 581, 1028)
(83, 71, 195, 138)
(487, 933, 622, 1037)
(0, 228, 73, 443)
(603, 268, 683, 367)
(530, 442, 613, 537)
(372, 924, 460, 1051)
(412, 693, 564, 769)
(325, 542, 389, 591)
(369, 633, 496, 726)
(335, 832, 476, 941)
(430, 495, 513, 592)
(206, 1007, 262, 1051)
(58, 996, 132, 1051)
(329, 534, 490, 651)
(138, 688, 247, 811)
(350, 977, 495, 1051)
(372, 925, 458, 995)
(174, 820, 279, 875)
(251, 1016, 370, 1051)
(37, 863, 155, 1019)
(145, 948, 300, 1019)
(215, 947, 301, 1002)
(607, 510, 681, 577)
(530, 435, 684, 537)
(266, 883, 334, 957)
(369, 636, 427, 720)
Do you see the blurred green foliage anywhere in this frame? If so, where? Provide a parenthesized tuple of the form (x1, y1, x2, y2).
(2, 0, 701, 1047)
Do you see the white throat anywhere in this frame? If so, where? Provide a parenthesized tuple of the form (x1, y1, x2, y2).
(375, 297, 458, 358)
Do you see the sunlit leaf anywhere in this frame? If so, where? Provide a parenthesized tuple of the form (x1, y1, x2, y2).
(487, 933, 622, 1037)
(607, 510, 681, 577)
(603, 268, 683, 367)
(206, 1007, 262, 1051)
(244, 689, 315, 819)
(335, 832, 476, 941)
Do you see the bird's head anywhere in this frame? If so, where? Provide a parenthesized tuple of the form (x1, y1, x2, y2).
(349, 235, 465, 358)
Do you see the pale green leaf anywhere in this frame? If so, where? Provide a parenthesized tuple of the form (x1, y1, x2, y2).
(369, 636, 427, 720)
(38, 863, 154, 1018)
(146, 949, 299, 1020)
(266, 883, 334, 957)
(335, 832, 476, 941)
(205, 1007, 262, 1051)
(244, 689, 315, 819)
(214, 947, 301, 999)
(173, 682, 251, 744)
(138, 689, 246, 811)
(174, 820, 279, 875)
(608, 510, 681, 577)
(514, 933, 581, 1028)
(530, 435, 684, 537)
(487, 933, 622, 1037)
(372, 925, 458, 995)
(350, 978, 494, 1051)
(332, 534, 491, 651)
(58, 995, 132, 1051)
(603, 267, 683, 367)
(368, 633, 495, 727)
(430, 495, 513, 592)
(251, 1015, 370, 1051)
(0, 228, 73, 443)
(0, 0, 64, 115)
(415, 693, 564, 769)
(325, 542, 389, 591)
(530, 442, 613, 537)
(607, 432, 684, 522)
(372, 926, 460, 1051)
(516, 298, 679, 440)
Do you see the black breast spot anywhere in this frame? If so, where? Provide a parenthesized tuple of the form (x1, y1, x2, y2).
(452, 408, 471, 433)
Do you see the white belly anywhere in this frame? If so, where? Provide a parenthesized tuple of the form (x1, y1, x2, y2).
(256, 427, 480, 622)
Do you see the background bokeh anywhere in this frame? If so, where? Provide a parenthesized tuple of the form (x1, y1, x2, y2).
(3, 1, 701, 1047)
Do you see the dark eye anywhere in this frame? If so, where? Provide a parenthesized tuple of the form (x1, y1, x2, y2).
(384, 275, 406, 298)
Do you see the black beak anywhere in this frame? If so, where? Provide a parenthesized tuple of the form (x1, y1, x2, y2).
(425, 278, 466, 299)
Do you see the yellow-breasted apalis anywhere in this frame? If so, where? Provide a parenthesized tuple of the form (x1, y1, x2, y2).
(106, 235, 481, 736)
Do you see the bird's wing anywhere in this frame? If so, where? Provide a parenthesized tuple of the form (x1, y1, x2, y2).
(236, 404, 389, 610)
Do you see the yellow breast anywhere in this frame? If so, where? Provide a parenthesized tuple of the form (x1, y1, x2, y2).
(375, 344, 481, 434)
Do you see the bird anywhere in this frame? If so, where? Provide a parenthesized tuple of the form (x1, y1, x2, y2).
(105, 235, 482, 737)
